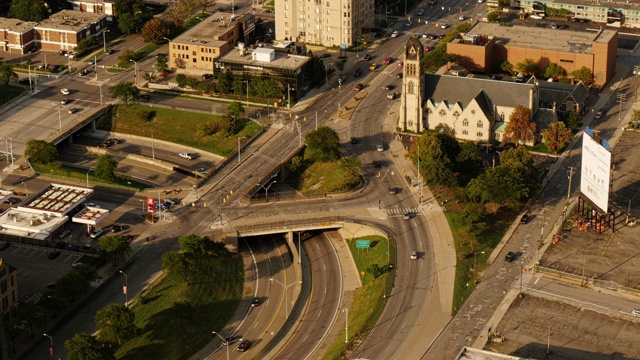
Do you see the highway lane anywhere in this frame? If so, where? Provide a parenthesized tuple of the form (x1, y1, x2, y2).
(270, 232, 343, 359)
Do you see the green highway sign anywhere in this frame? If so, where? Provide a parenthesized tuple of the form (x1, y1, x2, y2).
(356, 240, 371, 249)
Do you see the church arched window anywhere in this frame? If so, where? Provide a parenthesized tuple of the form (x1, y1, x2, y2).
(408, 81, 414, 94)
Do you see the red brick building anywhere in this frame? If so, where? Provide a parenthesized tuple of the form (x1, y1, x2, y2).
(447, 22, 617, 87)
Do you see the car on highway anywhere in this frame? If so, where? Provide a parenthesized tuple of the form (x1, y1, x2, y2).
(428, 34, 438, 40)
(251, 298, 260, 307)
(376, 144, 384, 152)
(354, 83, 364, 91)
(396, 73, 403, 79)
(410, 251, 418, 260)
(90, 228, 105, 239)
(354, 68, 363, 77)
(106, 49, 115, 55)
(505, 251, 515, 262)
(387, 92, 397, 100)
(338, 75, 347, 84)
(384, 57, 393, 64)
(179, 152, 193, 160)
(363, 54, 371, 61)
(48, 251, 62, 260)
(417, 8, 424, 15)
(384, 84, 394, 91)
(61, 88, 70, 95)
(440, 23, 449, 29)
(369, 63, 378, 71)
(391, 30, 400, 38)
(57, 230, 71, 239)
(237, 339, 252, 352)
(68, 108, 79, 114)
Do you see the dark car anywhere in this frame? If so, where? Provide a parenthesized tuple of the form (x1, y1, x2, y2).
(320, 53, 331, 58)
(59, 50, 67, 56)
(0, 242, 11, 251)
(106, 49, 115, 55)
(57, 230, 70, 239)
(354, 68, 363, 77)
(251, 298, 260, 307)
(139, 94, 150, 101)
(201, 74, 213, 80)
(79, 69, 90, 76)
(350, 137, 358, 144)
(68, 108, 79, 114)
(372, 160, 381, 168)
(111, 225, 123, 233)
(6, 197, 20, 204)
(384, 84, 394, 91)
(396, 73, 403, 79)
(363, 54, 371, 61)
(505, 251, 515, 262)
(354, 83, 364, 91)
(48, 251, 62, 260)
(520, 214, 529, 224)
(237, 340, 252, 352)
(389, 188, 397, 195)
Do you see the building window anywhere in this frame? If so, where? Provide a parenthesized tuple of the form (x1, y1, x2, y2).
(462, 130, 468, 135)
(477, 132, 483, 137)
(408, 81, 414, 94)
(462, 119, 469, 126)
(477, 121, 483, 128)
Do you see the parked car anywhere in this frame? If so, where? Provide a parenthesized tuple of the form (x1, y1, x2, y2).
(389, 188, 397, 195)
(68, 51, 77, 58)
(60, 99, 69, 105)
(595, 109, 604, 119)
(237, 340, 252, 352)
(417, 8, 424, 15)
(440, 23, 449, 29)
(505, 251, 516, 262)
(397, 61, 404, 68)
(61, 88, 70, 95)
(354, 68, 363, 77)
(57, 230, 71, 239)
(459, 15, 466, 21)
(6, 197, 20, 204)
(376, 144, 384, 152)
(89, 228, 105, 239)
(59, 50, 68, 56)
(530, 14, 544, 19)
(179, 152, 193, 160)
(405, 21, 413, 27)
(320, 53, 331, 58)
(68, 108, 79, 114)
(111, 225, 123, 233)
(106, 49, 115, 55)
(201, 73, 213, 80)
(372, 160, 381, 168)
(550, 23, 558, 29)
(139, 94, 150, 101)
(48, 251, 62, 260)
(338, 75, 347, 84)
(632, 309, 640, 316)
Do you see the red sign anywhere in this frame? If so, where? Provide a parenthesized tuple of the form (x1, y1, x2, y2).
(123, 285, 127, 294)
(146, 197, 155, 213)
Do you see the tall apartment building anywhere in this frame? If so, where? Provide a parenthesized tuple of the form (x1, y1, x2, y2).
(0, 260, 18, 318)
(275, 0, 375, 47)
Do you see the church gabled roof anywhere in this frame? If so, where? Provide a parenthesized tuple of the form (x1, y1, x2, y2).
(424, 74, 534, 109)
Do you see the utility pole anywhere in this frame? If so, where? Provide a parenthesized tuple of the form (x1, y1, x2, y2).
(635, 66, 640, 102)
(567, 166, 575, 200)
(617, 92, 626, 122)
(581, 250, 587, 287)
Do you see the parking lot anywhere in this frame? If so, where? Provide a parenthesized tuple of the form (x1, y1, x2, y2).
(1, 243, 84, 304)
(486, 295, 640, 359)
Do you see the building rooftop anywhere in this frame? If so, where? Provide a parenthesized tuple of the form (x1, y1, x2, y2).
(19, 184, 93, 216)
(173, 11, 251, 44)
(36, 10, 105, 32)
(0, 208, 68, 240)
(455, 347, 533, 360)
(72, 206, 110, 225)
(538, 0, 640, 11)
(220, 47, 311, 70)
(463, 22, 616, 53)
(0, 17, 37, 33)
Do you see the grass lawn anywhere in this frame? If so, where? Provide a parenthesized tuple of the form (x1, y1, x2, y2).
(286, 153, 361, 196)
(0, 84, 26, 106)
(322, 235, 395, 360)
(115, 254, 243, 360)
(103, 104, 263, 156)
(33, 162, 150, 191)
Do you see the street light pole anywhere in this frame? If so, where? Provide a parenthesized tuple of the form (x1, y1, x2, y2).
(130, 59, 138, 85)
(102, 29, 110, 53)
(297, 232, 302, 264)
(119, 270, 128, 306)
(43, 333, 53, 359)
(263, 180, 276, 202)
(53, 104, 62, 131)
(269, 278, 301, 318)
(344, 308, 349, 343)
(237, 136, 246, 163)
(212, 332, 230, 360)
(86, 168, 92, 188)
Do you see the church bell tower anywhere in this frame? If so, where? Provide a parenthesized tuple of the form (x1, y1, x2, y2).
(398, 38, 424, 133)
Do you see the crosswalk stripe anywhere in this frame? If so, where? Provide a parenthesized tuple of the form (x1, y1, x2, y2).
(386, 208, 419, 214)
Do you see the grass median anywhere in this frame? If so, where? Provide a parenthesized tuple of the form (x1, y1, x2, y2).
(322, 235, 396, 360)
(115, 253, 243, 360)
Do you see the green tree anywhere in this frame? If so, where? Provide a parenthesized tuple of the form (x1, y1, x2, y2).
(0, 62, 18, 85)
(66, 333, 116, 360)
(544, 62, 565, 80)
(461, 201, 486, 227)
(500, 60, 513, 74)
(94, 154, 118, 182)
(288, 156, 305, 173)
(410, 133, 457, 187)
(8, 0, 48, 21)
(24, 139, 58, 164)
(98, 235, 132, 265)
(41, 289, 67, 318)
(542, 121, 573, 154)
(117, 49, 136, 64)
(178, 234, 214, 254)
(155, 54, 169, 73)
(572, 66, 593, 84)
(366, 264, 384, 278)
(423, 46, 451, 73)
(515, 58, 539, 76)
(109, 82, 140, 105)
(5, 319, 27, 352)
(564, 110, 580, 131)
(487, 11, 500, 22)
(141, 19, 169, 44)
(504, 105, 536, 144)
(75, 36, 98, 55)
(216, 69, 233, 94)
(117, 12, 139, 35)
(305, 126, 341, 162)
(176, 74, 188, 88)
(335, 59, 347, 74)
(95, 303, 138, 345)
(162, 251, 197, 283)
(231, 78, 246, 95)
(456, 141, 481, 173)
(14, 303, 46, 336)
(227, 101, 245, 119)
(57, 271, 91, 301)
(252, 78, 283, 99)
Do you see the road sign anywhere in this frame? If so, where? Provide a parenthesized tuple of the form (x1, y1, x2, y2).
(356, 240, 371, 248)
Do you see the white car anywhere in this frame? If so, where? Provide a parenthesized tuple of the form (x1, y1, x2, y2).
(459, 15, 465, 21)
(417, 9, 424, 16)
(440, 23, 449, 29)
(530, 14, 544, 19)
(89, 228, 104, 239)
(405, 21, 413, 27)
(179, 152, 193, 160)
(391, 30, 400, 38)
(68, 51, 76, 58)
(376, 145, 384, 152)
(410, 251, 418, 260)
(61, 88, 70, 95)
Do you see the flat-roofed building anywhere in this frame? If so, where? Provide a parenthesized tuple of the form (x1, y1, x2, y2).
(447, 22, 617, 87)
(67, 0, 115, 21)
(0, 17, 38, 54)
(35, 10, 108, 52)
(216, 45, 312, 102)
(274, 0, 375, 47)
(515, 0, 640, 28)
(168, 11, 256, 74)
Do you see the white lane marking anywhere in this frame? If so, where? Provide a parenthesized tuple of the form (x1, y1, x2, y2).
(534, 277, 540, 285)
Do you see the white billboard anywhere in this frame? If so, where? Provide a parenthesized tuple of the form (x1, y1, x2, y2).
(580, 133, 611, 213)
